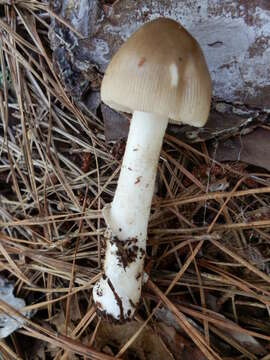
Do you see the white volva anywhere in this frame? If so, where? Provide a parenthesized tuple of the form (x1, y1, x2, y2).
(93, 111, 168, 320)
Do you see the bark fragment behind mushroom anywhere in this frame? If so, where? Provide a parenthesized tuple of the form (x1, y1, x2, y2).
(93, 18, 212, 321)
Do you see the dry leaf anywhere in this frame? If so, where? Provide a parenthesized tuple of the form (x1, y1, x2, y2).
(212, 128, 270, 171)
(157, 323, 208, 360)
(101, 104, 130, 142)
(83, 91, 101, 116)
(95, 321, 174, 360)
(205, 295, 267, 356)
(50, 311, 74, 335)
(69, 295, 82, 322)
(47, 311, 77, 359)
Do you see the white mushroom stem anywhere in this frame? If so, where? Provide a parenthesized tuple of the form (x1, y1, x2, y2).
(111, 111, 169, 241)
(93, 111, 168, 320)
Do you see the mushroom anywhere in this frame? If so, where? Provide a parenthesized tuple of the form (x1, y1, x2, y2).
(93, 18, 212, 321)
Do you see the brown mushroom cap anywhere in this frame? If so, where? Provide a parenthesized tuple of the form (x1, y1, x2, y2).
(101, 18, 212, 127)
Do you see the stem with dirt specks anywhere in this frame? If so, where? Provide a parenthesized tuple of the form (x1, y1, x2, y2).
(93, 111, 168, 320)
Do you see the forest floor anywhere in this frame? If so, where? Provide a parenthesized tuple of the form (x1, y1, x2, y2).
(0, 2, 270, 360)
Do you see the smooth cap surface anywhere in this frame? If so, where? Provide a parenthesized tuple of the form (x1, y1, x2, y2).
(101, 18, 212, 127)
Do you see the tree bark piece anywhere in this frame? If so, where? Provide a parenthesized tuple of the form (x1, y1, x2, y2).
(50, 0, 270, 108)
